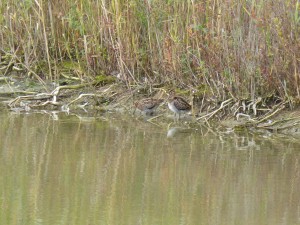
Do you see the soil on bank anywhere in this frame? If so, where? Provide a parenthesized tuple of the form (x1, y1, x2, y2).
(1, 74, 300, 137)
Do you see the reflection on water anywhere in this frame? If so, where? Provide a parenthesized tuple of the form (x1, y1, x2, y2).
(1, 111, 300, 225)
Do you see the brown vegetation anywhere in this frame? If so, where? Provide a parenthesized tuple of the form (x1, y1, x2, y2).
(0, 0, 300, 115)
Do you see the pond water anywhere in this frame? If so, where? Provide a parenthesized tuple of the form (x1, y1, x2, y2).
(1, 110, 300, 225)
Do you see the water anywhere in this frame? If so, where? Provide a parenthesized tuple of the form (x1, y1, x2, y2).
(1, 110, 300, 225)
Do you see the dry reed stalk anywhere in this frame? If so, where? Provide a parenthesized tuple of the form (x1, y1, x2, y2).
(0, 0, 299, 101)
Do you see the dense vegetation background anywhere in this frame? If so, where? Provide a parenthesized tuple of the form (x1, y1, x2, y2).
(1, 0, 299, 100)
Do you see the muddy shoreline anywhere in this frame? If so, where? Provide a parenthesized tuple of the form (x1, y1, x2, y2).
(1, 75, 300, 137)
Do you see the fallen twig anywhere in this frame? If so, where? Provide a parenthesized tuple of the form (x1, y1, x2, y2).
(197, 98, 233, 121)
(255, 103, 286, 124)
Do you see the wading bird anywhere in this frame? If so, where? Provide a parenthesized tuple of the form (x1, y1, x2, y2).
(134, 98, 164, 116)
(167, 91, 191, 120)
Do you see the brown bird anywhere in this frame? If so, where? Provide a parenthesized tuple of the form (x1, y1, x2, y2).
(134, 98, 164, 116)
(167, 91, 191, 120)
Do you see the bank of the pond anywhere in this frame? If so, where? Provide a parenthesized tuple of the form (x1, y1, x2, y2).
(1, 74, 300, 137)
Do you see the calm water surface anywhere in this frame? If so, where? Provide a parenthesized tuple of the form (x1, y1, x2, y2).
(1, 110, 300, 225)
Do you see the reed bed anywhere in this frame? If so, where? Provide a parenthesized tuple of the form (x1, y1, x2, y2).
(0, 0, 299, 100)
